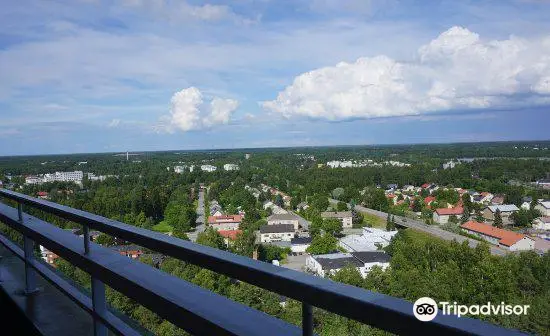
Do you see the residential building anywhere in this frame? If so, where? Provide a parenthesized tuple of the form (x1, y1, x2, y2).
(218, 230, 242, 246)
(483, 204, 520, 222)
(223, 164, 239, 171)
(339, 227, 398, 252)
(321, 211, 353, 228)
(39, 245, 59, 265)
(174, 165, 193, 173)
(260, 224, 295, 243)
(460, 221, 535, 251)
(432, 207, 464, 224)
(534, 200, 550, 216)
(110, 245, 144, 259)
(490, 194, 505, 205)
(442, 160, 460, 169)
(423, 196, 436, 206)
(37, 191, 49, 199)
(535, 179, 550, 189)
(533, 217, 550, 230)
(267, 213, 300, 231)
(296, 202, 309, 211)
(306, 251, 390, 278)
(200, 164, 217, 172)
(290, 237, 312, 254)
(245, 153, 251, 159)
(208, 215, 242, 231)
(326, 160, 353, 168)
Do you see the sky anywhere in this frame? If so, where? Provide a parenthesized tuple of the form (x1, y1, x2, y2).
(1, 0, 550, 155)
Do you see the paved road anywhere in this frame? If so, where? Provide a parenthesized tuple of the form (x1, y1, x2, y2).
(188, 190, 206, 242)
(329, 199, 508, 256)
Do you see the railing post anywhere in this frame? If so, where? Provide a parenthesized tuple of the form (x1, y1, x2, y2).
(302, 302, 313, 336)
(17, 203, 23, 222)
(23, 236, 39, 295)
(0, 256, 3, 283)
(92, 277, 108, 336)
(83, 225, 90, 255)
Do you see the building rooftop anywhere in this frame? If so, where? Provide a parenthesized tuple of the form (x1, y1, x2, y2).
(321, 211, 352, 218)
(291, 237, 312, 245)
(488, 204, 520, 213)
(208, 215, 243, 224)
(460, 221, 531, 247)
(267, 213, 299, 221)
(351, 251, 392, 264)
(313, 254, 363, 270)
(435, 207, 463, 215)
(260, 224, 295, 234)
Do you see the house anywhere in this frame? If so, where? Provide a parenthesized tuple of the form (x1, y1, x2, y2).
(260, 224, 295, 243)
(39, 245, 59, 265)
(321, 211, 353, 228)
(534, 200, 550, 217)
(483, 204, 519, 222)
(218, 229, 242, 245)
(200, 164, 217, 172)
(110, 245, 144, 259)
(208, 215, 242, 231)
(432, 207, 464, 224)
(339, 227, 398, 252)
(296, 202, 309, 211)
(267, 213, 300, 231)
(478, 192, 494, 204)
(533, 217, 550, 231)
(423, 196, 436, 206)
(402, 185, 415, 192)
(306, 251, 390, 278)
(535, 179, 550, 189)
(223, 164, 239, 171)
(460, 221, 535, 251)
(36, 191, 49, 199)
(533, 238, 550, 255)
(520, 196, 533, 210)
(386, 184, 398, 191)
(290, 237, 312, 254)
(490, 194, 505, 205)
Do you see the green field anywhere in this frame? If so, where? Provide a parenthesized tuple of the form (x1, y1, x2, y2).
(362, 212, 386, 228)
(152, 221, 173, 233)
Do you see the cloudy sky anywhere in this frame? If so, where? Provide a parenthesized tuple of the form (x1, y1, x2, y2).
(1, 0, 550, 155)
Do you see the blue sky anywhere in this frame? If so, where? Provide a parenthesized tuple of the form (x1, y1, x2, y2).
(1, 0, 549, 155)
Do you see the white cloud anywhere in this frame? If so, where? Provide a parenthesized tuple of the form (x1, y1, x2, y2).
(107, 119, 121, 128)
(157, 87, 239, 133)
(262, 26, 550, 120)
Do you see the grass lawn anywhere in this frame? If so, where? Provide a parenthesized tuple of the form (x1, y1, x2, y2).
(152, 221, 173, 233)
(362, 212, 386, 228)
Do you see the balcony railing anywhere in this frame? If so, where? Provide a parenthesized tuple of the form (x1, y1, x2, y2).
(0, 189, 525, 336)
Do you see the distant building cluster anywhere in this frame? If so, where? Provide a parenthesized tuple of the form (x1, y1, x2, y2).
(200, 164, 217, 172)
(25, 171, 109, 185)
(326, 159, 411, 169)
(223, 164, 239, 171)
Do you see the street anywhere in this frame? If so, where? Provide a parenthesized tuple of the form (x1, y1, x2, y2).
(329, 199, 508, 256)
(188, 189, 206, 242)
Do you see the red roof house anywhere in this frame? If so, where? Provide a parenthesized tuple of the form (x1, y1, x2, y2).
(460, 221, 534, 251)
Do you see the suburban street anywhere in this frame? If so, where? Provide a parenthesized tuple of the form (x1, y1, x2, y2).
(329, 199, 508, 256)
(188, 189, 206, 242)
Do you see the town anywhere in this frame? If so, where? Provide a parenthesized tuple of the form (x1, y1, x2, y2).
(1, 142, 549, 335)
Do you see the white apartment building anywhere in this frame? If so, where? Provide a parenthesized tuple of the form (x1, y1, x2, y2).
(223, 164, 239, 171)
(321, 211, 353, 228)
(260, 224, 295, 243)
(200, 165, 217, 172)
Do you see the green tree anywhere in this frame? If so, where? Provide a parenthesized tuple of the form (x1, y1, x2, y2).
(197, 227, 226, 250)
(322, 218, 343, 236)
(494, 209, 503, 228)
(411, 198, 422, 212)
(336, 201, 348, 211)
(306, 233, 338, 255)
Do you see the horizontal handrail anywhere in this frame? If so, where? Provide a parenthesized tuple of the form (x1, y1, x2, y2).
(0, 202, 302, 336)
(0, 234, 141, 336)
(0, 189, 525, 335)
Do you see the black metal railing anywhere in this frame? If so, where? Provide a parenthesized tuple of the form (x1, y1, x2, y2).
(0, 189, 524, 336)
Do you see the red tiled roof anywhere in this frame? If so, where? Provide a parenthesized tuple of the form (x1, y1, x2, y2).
(481, 192, 491, 197)
(208, 215, 243, 224)
(37, 191, 49, 197)
(218, 230, 242, 240)
(424, 196, 436, 204)
(421, 183, 430, 188)
(387, 194, 396, 198)
(460, 221, 531, 247)
(435, 207, 463, 215)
